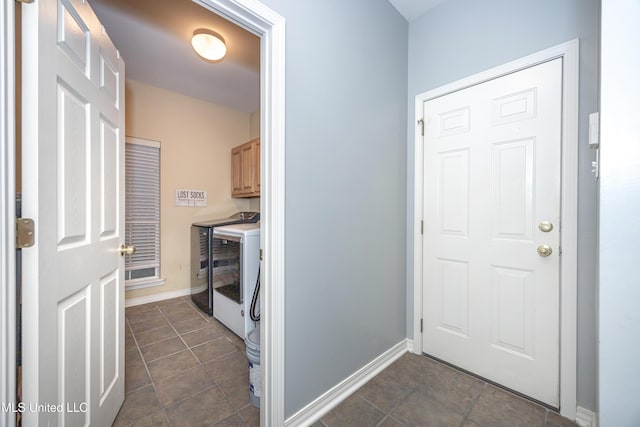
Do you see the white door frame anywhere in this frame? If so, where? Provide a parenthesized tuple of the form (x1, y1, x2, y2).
(1, 0, 285, 425)
(0, 1, 17, 426)
(192, 1, 286, 425)
(412, 39, 579, 420)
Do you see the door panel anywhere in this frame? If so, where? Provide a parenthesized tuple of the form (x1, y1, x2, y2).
(422, 59, 562, 406)
(438, 149, 469, 236)
(436, 258, 469, 338)
(22, 0, 125, 424)
(100, 118, 119, 239)
(99, 271, 119, 402)
(58, 287, 90, 426)
(491, 138, 534, 239)
(490, 265, 534, 358)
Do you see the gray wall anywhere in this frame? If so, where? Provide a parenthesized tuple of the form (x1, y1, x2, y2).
(599, 0, 640, 425)
(258, 0, 409, 417)
(406, 0, 600, 411)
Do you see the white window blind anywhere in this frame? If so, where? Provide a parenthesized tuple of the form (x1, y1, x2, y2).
(125, 137, 161, 285)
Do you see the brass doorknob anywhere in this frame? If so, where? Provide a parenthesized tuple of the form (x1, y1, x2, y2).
(537, 245, 552, 257)
(120, 245, 136, 256)
(538, 221, 553, 232)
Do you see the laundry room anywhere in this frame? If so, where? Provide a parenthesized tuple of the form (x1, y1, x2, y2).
(88, 0, 263, 303)
(90, 0, 264, 423)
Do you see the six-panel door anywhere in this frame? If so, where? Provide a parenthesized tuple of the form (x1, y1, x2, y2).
(22, 0, 126, 424)
(422, 59, 562, 407)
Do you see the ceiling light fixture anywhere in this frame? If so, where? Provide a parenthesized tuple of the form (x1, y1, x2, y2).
(191, 29, 227, 62)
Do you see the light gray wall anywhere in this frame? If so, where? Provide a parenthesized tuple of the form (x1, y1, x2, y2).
(599, 0, 640, 425)
(406, 0, 600, 411)
(258, 0, 408, 417)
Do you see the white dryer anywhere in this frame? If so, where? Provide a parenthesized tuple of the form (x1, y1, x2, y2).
(211, 223, 260, 339)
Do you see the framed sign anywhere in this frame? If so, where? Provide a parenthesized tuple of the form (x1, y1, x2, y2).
(175, 189, 207, 207)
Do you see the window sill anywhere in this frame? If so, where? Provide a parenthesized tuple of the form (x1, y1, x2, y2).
(125, 278, 166, 291)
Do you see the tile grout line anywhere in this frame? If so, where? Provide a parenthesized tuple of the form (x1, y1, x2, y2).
(421, 353, 554, 427)
(373, 355, 484, 427)
(154, 303, 208, 378)
(141, 300, 218, 426)
(125, 298, 254, 426)
(374, 414, 393, 427)
(364, 357, 431, 427)
(134, 300, 211, 425)
(151, 300, 246, 424)
(371, 361, 435, 426)
(356, 395, 396, 427)
(237, 402, 259, 426)
(458, 381, 488, 427)
(124, 313, 174, 427)
(123, 298, 210, 426)
(135, 333, 180, 351)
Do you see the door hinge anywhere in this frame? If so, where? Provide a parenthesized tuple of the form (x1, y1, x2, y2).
(417, 118, 424, 136)
(420, 318, 423, 333)
(259, 249, 263, 261)
(16, 218, 35, 249)
(420, 220, 424, 235)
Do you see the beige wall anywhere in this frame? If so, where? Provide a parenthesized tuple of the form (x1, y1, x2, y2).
(125, 79, 252, 300)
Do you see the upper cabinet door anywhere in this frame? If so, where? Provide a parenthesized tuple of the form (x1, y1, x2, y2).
(232, 138, 260, 197)
(232, 146, 243, 194)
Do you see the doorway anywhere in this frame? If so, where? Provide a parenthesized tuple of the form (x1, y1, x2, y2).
(100, 0, 287, 422)
(413, 40, 579, 419)
(3, 0, 285, 425)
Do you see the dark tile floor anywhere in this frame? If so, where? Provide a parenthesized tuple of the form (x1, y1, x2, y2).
(115, 296, 259, 427)
(318, 353, 580, 427)
(117, 296, 579, 427)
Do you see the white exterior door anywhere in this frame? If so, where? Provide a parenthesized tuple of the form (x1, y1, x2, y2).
(21, 0, 125, 425)
(421, 59, 562, 406)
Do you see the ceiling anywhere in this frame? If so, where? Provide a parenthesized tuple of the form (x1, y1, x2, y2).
(90, 0, 260, 113)
(387, 0, 448, 21)
(88, 0, 447, 113)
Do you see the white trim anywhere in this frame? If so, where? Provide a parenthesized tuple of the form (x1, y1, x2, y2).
(412, 91, 424, 357)
(575, 407, 598, 427)
(285, 340, 409, 427)
(124, 287, 192, 307)
(412, 39, 579, 419)
(406, 339, 415, 353)
(191, 1, 286, 425)
(124, 278, 166, 291)
(0, 1, 17, 426)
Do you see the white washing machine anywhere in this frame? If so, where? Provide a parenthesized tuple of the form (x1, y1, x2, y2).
(211, 223, 260, 339)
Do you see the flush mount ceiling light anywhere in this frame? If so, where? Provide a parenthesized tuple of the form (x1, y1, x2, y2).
(191, 29, 227, 62)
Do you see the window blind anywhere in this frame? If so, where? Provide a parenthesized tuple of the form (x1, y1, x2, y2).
(125, 138, 161, 284)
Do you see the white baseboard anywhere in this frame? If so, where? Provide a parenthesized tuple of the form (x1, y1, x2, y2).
(406, 339, 416, 354)
(575, 406, 597, 427)
(284, 339, 410, 427)
(125, 278, 166, 291)
(125, 287, 192, 307)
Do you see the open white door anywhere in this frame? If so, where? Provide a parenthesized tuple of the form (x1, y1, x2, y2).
(21, 0, 125, 425)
